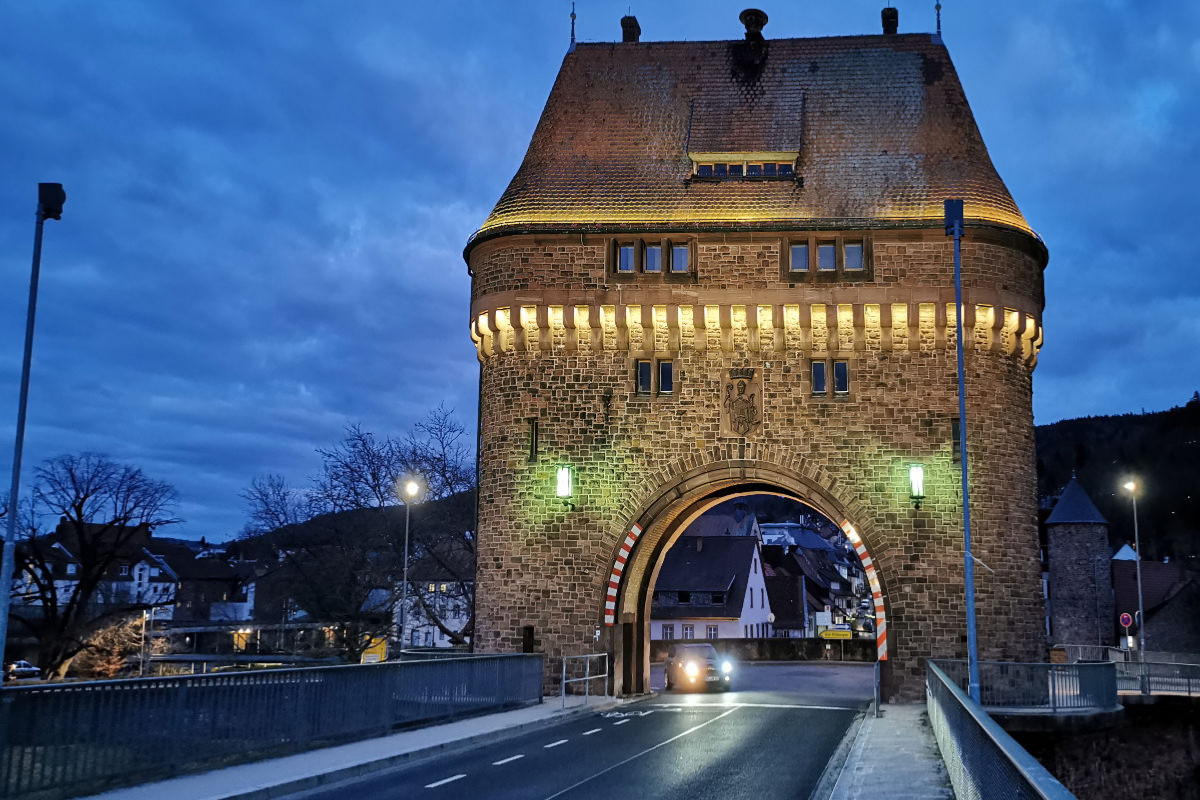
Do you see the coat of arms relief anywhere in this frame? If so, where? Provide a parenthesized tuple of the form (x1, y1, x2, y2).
(720, 367, 762, 438)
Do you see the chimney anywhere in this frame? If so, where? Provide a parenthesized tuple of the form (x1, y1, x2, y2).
(881, 7, 899, 35)
(739, 8, 768, 41)
(620, 14, 641, 43)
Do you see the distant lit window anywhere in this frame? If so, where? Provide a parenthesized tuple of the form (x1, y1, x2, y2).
(812, 361, 827, 395)
(635, 360, 652, 394)
(645, 245, 662, 272)
(834, 360, 849, 394)
(818, 243, 836, 271)
(440, 583, 448, 592)
(618, 244, 636, 272)
(697, 163, 713, 177)
(671, 245, 690, 273)
(682, 624, 694, 640)
(428, 583, 436, 593)
(658, 361, 674, 395)
(845, 242, 864, 270)
(790, 243, 809, 273)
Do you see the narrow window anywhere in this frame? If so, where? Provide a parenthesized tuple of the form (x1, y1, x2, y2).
(644, 245, 662, 272)
(618, 244, 636, 272)
(763, 163, 777, 177)
(818, 243, 836, 271)
(697, 163, 713, 177)
(527, 418, 538, 463)
(635, 360, 652, 394)
(811, 361, 827, 395)
(760, 588, 765, 607)
(671, 245, 690, 273)
(845, 242, 864, 271)
(728, 163, 743, 177)
(789, 243, 809, 273)
(714, 163, 728, 177)
(834, 360, 849, 394)
(658, 361, 674, 395)
(682, 624, 694, 640)
(750, 590, 754, 608)
(952, 418, 962, 462)
(747, 163, 763, 176)
(707, 625, 719, 639)
(778, 163, 794, 176)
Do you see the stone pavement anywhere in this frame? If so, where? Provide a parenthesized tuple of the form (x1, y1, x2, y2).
(827, 703, 954, 800)
(77, 695, 619, 800)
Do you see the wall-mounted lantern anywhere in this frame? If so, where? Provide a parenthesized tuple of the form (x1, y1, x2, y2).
(908, 463, 925, 509)
(556, 465, 574, 499)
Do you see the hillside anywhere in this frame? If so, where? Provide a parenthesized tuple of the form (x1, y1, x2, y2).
(1036, 393, 1200, 559)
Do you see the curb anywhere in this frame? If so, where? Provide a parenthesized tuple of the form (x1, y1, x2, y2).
(213, 698, 623, 800)
(807, 709, 867, 800)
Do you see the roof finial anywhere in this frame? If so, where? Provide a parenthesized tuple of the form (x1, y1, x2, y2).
(569, 2, 577, 52)
(936, 2, 942, 36)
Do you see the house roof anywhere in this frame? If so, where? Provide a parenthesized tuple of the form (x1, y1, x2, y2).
(1045, 478, 1108, 525)
(1113, 560, 1193, 621)
(469, 32, 1035, 254)
(764, 575, 805, 628)
(652, 536, 756, 620)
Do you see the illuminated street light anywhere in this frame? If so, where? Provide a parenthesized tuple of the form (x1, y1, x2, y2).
(398, 476, 423, 649)
(556, 466, 573, 498)
(1123, 480, 1148, 692)
(908, 463, 925, 509)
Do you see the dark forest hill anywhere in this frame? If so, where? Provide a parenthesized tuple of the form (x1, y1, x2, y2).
(1036, 393, 1200, 560)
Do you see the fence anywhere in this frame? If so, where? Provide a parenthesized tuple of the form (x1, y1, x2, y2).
(926, 661, 1077, 800)
(935, 660, 1117, 713)
(0, 653, 543, 800)
(1115, 660, 1200, 697)
(560, 653, 609, 710)
(1055, 644, 1200, 666)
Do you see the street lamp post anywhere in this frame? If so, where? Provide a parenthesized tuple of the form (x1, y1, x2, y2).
(398, 479, 421, 649)
(0, 183, 66, 662)
(1123, 480, 1148, 693)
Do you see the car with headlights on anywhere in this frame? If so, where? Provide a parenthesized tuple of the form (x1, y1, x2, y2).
(4, 660, 39, 681)
(663, 643, 733, 691)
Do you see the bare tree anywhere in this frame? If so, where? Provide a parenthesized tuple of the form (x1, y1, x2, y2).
(10, 453, 179, 677)
(71, 613, 169, 679)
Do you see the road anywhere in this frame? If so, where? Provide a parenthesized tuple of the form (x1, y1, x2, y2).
(289, 663, 873, 800)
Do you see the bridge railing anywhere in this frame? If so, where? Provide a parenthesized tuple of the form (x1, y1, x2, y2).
(1115, 660, 1200, 696)
(926, 661, 1077, 800)
(934, 659, 1117, 713)
(0, 653, 543, 800)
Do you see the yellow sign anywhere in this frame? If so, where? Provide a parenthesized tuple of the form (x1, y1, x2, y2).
(820, 629, 853, 640)
(361, 636, 388, 664)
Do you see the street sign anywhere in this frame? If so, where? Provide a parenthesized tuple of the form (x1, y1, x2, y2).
(361, 636, 388, 664)
(1119, 612, 1133, 629)
(820, 629, 852, 640)
(815, 611, 832, 627)
(834, 623, 851, 631)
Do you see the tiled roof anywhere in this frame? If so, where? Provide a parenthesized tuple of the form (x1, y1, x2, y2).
(471, 34, 1033, 250)
(652, 536, 755, 619)
(1046, 478, 1108, 525)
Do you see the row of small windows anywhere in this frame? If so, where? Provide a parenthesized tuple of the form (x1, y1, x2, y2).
(812, 359, 850, 396)
(630, 358, 849, 398)
(790, 241, 864, 273)
(660, 624, 720, 640)
(694, 161, 795, 179)
(617, 241, 690, 274)
(635, 359, 674, 396)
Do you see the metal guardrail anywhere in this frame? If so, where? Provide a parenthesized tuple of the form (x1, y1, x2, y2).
(1115, 660, 1200, 697)
(560, 653, 608, 710)
(935, 659, 1117, 713)
(0, 653, 543, 800)
(927, 661, 1077, 800)
(1056, 644, 1200, 666)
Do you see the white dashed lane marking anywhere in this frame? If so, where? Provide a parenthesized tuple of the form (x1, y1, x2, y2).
(544, 739, 568, 749)
(613, 719, 630, 726)
(492, 754, 524, 765)
(425, 774, 465, 789)
(582, 728, 602, 735)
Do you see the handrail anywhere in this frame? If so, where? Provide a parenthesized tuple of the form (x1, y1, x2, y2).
(561, 653, 609, 710)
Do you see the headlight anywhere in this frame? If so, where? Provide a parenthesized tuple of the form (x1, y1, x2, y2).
(684, 661, 699, 677)
(722, 660, 733, 674)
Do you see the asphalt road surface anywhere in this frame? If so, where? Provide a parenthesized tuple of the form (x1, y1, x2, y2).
(289, 663, 873, 800)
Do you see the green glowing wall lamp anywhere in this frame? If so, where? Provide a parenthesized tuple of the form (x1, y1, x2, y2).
(556, 465, 575, 509)
(908, 463, 926, 509)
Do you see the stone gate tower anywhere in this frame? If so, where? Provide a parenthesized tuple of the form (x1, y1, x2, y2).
(465, 8, 1047, 698)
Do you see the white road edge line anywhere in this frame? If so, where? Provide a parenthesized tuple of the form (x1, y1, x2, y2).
(425, 774, 466, 788)
(652, 701, 856, 712)
(544, 739, 568, 748)
(541, 705, 742, 800)
(613, 719, 630, 725)
(582, 728, 602, 735)
(493, 754, 525, 765)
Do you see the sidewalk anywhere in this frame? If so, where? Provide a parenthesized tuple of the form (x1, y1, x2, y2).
(79, 695, 620, 800)
(827, 704, 953, 800)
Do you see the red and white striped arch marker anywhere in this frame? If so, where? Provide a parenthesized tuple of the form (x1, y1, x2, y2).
(841, 520, 887, 661)
(603, 523, 643, 625)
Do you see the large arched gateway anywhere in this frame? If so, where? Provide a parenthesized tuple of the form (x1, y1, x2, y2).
(465, 10, 1047, 699)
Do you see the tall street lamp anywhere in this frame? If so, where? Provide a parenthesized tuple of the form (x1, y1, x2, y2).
(398, 478, 422, 649)
(1122, 481, 1147, 663)
(0, 183, 66, 662)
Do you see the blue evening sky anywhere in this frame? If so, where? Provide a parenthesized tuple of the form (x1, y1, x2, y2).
(2, 2, 1197, 539)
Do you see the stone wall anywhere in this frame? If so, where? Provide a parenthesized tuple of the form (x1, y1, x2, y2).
(469, 227, 1046, 699)
(1048, 522, 1115, 646)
